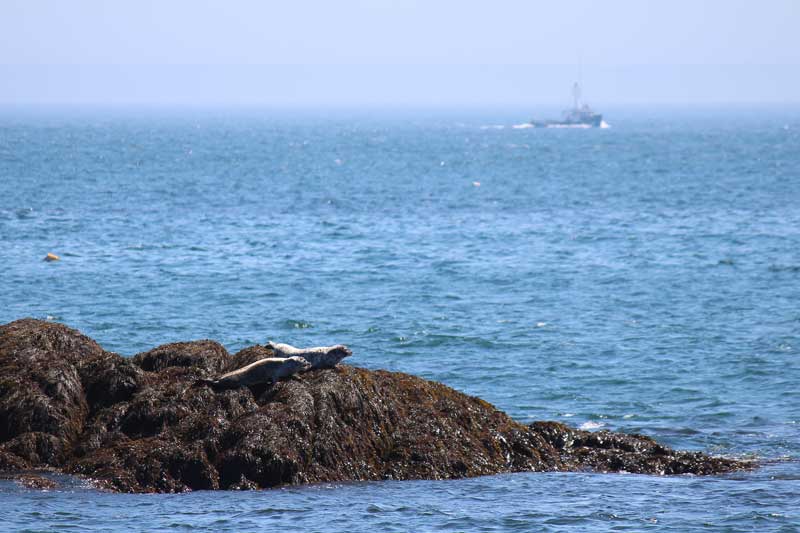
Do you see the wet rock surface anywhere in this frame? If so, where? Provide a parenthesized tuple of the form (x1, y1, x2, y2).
(0, 319, 752, 493)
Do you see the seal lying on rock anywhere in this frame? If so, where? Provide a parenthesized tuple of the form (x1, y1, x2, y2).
(198, 356, 311, 389)
(266, 342, 352, 369)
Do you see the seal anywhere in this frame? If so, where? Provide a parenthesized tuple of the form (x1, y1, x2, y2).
(266, 342, 352, 370)
(198, 356, 311, 389)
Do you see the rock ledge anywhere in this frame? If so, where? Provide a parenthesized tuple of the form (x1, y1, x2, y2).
(0, 319, 750, 492)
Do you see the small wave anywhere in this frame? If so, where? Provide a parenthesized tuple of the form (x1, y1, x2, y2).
(579, 421, 605, 430)
(480, 125, 505, 130)
(769, 264, 800, 273)
(15, 208, 35, 219)
(243, 507, 310, 517)
(283, 320, 313, 329)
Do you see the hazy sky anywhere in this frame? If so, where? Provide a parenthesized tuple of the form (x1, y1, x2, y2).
(1, 0, 798, 106)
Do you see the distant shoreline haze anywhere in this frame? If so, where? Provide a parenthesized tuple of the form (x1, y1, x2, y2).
(1, 64, 798, 106)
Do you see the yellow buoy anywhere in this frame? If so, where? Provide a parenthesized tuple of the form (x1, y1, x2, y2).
(44, 253, 60, 262)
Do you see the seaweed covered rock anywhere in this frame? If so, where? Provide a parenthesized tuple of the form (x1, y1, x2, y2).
(132, 340, 229, 374)
(227, 344, 276, 371)
(0, 319, 751, 493)
(529, 421, 742, 475)
(0, 319, 97, 463)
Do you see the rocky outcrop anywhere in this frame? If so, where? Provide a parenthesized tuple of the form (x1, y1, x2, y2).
(0, 319, 751, 493)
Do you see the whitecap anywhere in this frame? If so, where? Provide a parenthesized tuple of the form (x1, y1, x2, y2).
(579, 421, 605, 430)
(511, 123, 533, 129)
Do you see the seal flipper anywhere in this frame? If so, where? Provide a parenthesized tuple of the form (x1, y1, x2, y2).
(193, 378, 227, 390)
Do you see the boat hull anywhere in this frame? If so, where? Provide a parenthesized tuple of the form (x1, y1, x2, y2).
(531, 113, 603, 128)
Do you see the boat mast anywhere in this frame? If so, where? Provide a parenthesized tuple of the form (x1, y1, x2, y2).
(572, 81, 581, 110)
(573, 52, 583, 110)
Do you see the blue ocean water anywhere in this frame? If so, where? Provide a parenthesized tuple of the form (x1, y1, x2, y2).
(0, 106, 799, 531)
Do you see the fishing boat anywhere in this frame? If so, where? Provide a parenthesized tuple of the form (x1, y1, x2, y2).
(531, 82, 604, 128)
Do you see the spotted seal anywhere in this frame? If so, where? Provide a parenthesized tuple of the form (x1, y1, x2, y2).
(198, 356, 311, 389)
(266, 342, 352, 370)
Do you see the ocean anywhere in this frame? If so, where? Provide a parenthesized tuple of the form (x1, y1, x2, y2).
(1, 106, 798, 531)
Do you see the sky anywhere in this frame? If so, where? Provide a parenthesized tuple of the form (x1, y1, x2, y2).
(0, 0, 798, 106)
